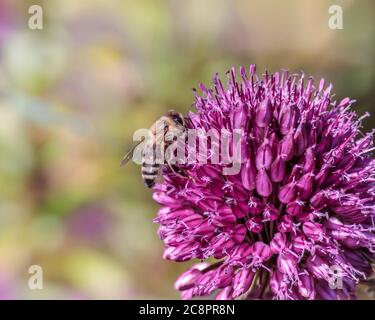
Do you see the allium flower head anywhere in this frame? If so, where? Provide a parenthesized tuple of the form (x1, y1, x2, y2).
(153, 65, 375, 300)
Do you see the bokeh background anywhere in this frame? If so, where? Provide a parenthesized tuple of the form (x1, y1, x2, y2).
(0, 0, 374, 299)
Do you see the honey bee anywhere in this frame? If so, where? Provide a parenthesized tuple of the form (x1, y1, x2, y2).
(121, 110, 186, 188)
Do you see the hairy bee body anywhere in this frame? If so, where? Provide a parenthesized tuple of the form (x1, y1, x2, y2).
(141, 162, 161, 188)
(122, 110, 186, 188)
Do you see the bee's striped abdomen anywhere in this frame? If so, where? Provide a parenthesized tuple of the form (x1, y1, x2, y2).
(141, 163, 160, 188)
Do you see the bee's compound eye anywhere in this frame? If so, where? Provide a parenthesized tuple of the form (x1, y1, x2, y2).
(172, 115, 184, 126)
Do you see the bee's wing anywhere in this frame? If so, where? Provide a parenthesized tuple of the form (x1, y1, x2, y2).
(121, 137, 145, 166)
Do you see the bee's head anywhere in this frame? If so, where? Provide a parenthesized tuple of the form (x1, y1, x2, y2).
(167, 109, 185, 127)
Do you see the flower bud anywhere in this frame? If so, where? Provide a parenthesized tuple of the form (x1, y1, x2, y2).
(277, 252, 298, 278)
(256, 168, 273, 197)
(294, 124, 308, 156)
(270, 232, 287, 254)
(297, 273, 316, 300)
(175, 265, 207, 290)
(296, 173, 313, 200)
(286, 199, 303, 216)
(251, 241, 272, 262)
(278, 182, 296, 204)
(248, 196, 264, 215)
(278, 103, 298, 134)
(241, 159, 256, 191)
(303, 222, 324, 241)
(246, 216, 263, 233)
(303, 147, 315, 173)
(232, 269, 255, 298)
(262, 203, 280, 221)
(232, 224, 247, 243)
(279, 133, 294, 161)
(153, 192, 179, 207)
(255, 98, 272, 127)
(310, 190, 325, 208)
(256, 142, 273, 170)
(270, 156, 286, 182)
(232, 103, 248, 129)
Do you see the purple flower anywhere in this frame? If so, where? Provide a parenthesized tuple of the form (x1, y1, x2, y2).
(152, 65, 375, 300)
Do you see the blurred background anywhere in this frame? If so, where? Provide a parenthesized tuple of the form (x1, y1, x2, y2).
(0, 0, 374, 299)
